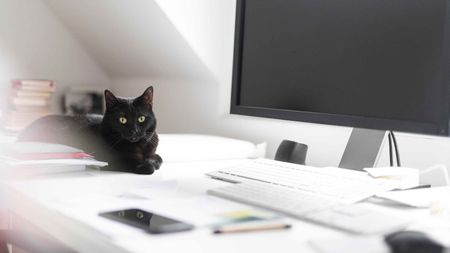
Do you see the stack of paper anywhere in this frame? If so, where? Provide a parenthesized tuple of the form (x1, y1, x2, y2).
(364, 167, 419, 189)
(376, 186, 450, 208)
(0, 142, 108, 176)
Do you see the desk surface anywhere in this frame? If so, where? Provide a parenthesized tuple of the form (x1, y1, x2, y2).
(2, 159, 445, 253)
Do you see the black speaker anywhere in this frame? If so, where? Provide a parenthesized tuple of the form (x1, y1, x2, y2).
(274, 140, 308, 165)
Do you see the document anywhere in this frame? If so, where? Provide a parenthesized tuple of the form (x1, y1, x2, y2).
(376, 186, 450, 208)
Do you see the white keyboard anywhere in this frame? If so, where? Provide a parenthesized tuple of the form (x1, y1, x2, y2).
(206, 159, 397, 203)
(208, 182, 409, 234)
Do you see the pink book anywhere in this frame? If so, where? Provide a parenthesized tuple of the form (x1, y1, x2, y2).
(11, 79, 54, 88)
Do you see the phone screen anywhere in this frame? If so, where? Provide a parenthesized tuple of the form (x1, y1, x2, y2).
(99, 209, 194, 234)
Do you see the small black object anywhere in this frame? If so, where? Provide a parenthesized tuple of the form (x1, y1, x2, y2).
(274, 140, 308, 165)
(385, 231, 445, 253)
(99, 209, 194, 234)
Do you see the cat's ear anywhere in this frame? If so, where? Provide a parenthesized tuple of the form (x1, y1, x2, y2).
(138, 86, 154, 107)
(104, 89, 119, 108)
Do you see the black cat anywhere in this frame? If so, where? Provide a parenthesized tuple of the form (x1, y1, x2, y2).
(17, 86, 162, 175)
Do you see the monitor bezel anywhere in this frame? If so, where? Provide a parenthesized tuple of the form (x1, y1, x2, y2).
(230, 0, 450, 136)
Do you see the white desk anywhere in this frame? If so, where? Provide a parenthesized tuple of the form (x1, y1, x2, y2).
(1, 160, 444, 253)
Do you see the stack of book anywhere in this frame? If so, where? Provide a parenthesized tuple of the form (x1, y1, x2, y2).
(3, 79, 55, 131)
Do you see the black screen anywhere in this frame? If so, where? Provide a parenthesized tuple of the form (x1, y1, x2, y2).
(232, 0, 450, 135)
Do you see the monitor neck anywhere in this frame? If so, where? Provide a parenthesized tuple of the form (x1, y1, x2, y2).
(339, 128, 388, 170)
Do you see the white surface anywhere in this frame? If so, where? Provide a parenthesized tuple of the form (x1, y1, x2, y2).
(158, 134, 266, 162)
(3, 159, 444, 253)
(309, 236, 390, 253)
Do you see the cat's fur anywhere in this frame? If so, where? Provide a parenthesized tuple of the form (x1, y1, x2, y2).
(18, 87, 162, 174)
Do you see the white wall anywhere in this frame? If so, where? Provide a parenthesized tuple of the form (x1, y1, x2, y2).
(0, 0, 110, 113)
(42, 0, 214, 81)
(111, 78, 220, 134)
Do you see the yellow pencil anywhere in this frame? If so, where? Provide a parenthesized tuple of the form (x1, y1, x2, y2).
(213, 221, 292, 234)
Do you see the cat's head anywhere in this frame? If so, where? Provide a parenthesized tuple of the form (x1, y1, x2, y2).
(102, 86, 157, 142)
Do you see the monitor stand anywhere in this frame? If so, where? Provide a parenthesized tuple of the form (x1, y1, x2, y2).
(339, 128, 388, 170)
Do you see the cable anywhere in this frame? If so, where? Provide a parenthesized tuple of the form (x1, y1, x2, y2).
(388, 131, 394, 167)
(390, 130, 401, 167)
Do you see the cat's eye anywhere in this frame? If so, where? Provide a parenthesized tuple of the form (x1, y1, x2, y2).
(119, 117, 127, 124)
(138, 116, 146, 123)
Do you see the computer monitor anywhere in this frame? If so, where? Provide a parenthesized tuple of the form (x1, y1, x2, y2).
(231, 0, 450, 169)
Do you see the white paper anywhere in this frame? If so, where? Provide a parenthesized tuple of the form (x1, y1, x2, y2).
(364, 167, 419, 189)
(420, 164, 450, 187)
(364, 167, 418, 178)
(0, 158, 107, 177)
(7, 159, 107, 167)
(376, 186, 450, 208)
(0, 142, 83, 154)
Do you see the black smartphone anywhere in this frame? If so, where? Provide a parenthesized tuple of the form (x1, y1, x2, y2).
(99, 208, 194, 234)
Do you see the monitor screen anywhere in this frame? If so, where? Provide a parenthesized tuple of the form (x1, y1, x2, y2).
(231, 0, 450, 135)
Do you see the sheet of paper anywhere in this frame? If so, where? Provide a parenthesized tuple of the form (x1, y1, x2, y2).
(0, 141, 83, 154)
(364, 167, 419, 189)
(0, 159, 107, 177)
(7, 158, 107, 167)
(364, 167, 418, 177)
(376, 186, 450, 208)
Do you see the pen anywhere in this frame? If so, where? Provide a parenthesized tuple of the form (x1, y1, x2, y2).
(213, 221, 292, 234)
(391, 184, 431, 191)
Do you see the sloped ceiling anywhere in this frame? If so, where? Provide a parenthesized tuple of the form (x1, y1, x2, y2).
(42, 0, 215, 81)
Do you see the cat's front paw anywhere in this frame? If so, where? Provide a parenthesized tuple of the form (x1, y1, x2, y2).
(135, 159, 161, 175)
